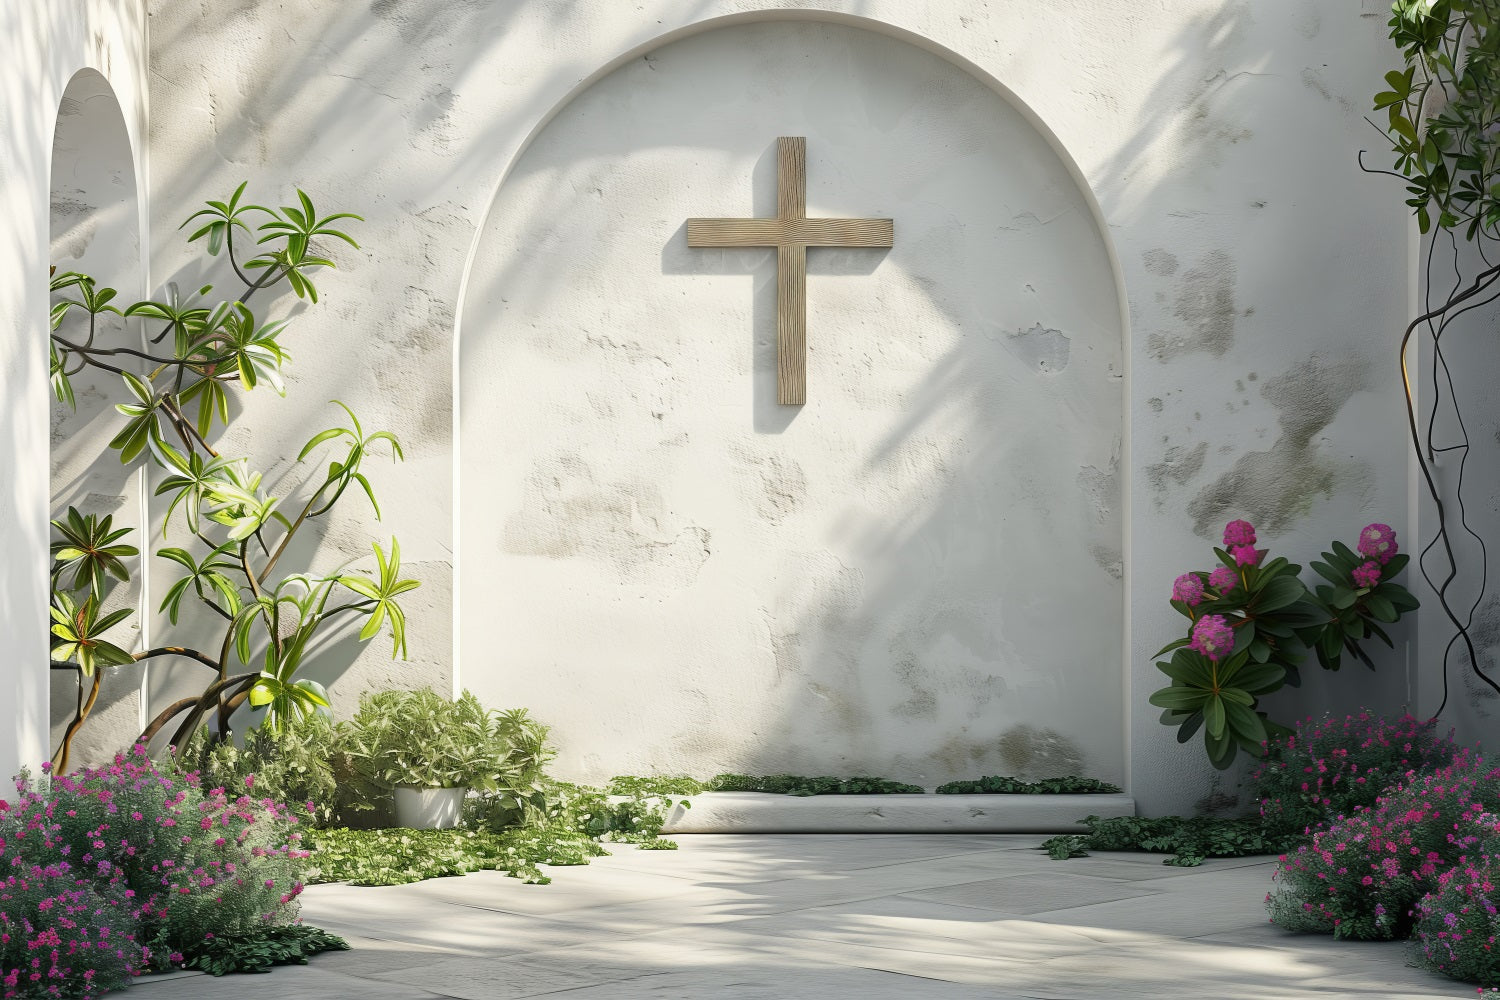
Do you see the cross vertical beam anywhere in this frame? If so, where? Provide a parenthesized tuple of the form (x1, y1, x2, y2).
(688, 136, 893, 405)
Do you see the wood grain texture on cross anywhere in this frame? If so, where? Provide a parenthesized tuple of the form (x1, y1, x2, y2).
(688, 137, 894, 405)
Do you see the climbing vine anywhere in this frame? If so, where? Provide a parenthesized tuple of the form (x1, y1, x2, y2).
(1369, 0, 1500, 711)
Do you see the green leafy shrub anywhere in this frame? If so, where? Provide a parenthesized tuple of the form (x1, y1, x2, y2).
(340, 688, 531, 792)
(937, 775, 1121, 794)
(707, 773, 923, 795)
(1250, 711, 1459, 842)
(1042, 814, 1292, 867)
(178, 715, 347, 826)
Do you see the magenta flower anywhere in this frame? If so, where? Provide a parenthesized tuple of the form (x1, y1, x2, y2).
(1208, 566, 1238, 592)
(1172, 573, 1205, 606)
(1231, 545, 1261, 567)
(1223, 519, 1257, 548)
(1358, 523, 1398, 565)
(1352, 561, 1381, 589)
(1190, 614, 1236, 661)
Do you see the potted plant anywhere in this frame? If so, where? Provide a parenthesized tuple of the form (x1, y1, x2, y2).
(340, 688, 503, 829)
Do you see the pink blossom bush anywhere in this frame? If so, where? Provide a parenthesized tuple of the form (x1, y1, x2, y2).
(0, 853, 143, 998)
(1410, 818, 1500, 988)
(1251, 712, 1460, 841)
(1266, 751, 1500, 939)
(0, 745, 312, 990)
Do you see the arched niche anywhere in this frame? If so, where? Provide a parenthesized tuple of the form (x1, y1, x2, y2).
(458, 19, 1126, 786)
(48, 68, 146, 768)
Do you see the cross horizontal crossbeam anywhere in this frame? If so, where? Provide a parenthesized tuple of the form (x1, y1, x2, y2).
(687, 136, 893, 405)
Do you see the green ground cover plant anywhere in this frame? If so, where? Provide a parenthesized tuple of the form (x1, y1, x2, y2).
(706, 773, 923, 795)
(1041, 815, 1293, 867)
(937, 775, 1121, 794)
(606, 775, 708, 796)
(308, 780, 682, 886)
(184, 926, 350, 977)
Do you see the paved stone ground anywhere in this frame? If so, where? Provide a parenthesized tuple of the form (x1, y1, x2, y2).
(130, 834, 1473, 998)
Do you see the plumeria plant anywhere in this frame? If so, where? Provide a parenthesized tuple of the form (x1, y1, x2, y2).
(48, 184, 418, 772)
(1151, 520, 1419, 769)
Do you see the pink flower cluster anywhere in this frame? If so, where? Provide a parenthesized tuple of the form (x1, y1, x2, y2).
(1358, 523, 1399, 565)
(1171, 574, 1205, 606)
(1353, 562, 1381, 589)
(1208, 566, 1238, 593)
(1223, 519, 1261, 568)
(1190, 614, 1235, 662)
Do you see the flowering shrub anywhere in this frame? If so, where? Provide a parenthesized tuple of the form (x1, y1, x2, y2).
(1152, 520, 1419, 769)
(1266, 752, 1500, 939)
(1411, 839, 1500, 987)
(1251, 712, 1460, 841)
(0, 858, 142, 998)
(0, 745, 320, 992)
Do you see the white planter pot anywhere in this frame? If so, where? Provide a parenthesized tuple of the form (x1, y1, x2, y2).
(393, 785, 467, 829)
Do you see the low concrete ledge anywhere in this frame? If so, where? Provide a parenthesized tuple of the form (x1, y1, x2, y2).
(653, 793, 1136, 834)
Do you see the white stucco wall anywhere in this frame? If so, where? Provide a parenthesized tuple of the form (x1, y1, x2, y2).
(0, 1, 147, 786)
(461, 20, 1124, 786)
(123, 0, 1416, 813)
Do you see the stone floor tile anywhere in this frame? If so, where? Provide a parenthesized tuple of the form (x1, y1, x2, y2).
(1023, 882, 1271, 937)
(682, 902, 1139, 963)
(523, 965, 1023, 998)
(303, 889, 648, 955)
(396, 864, 716, 916)
(900, 871, 1160, 915)
(128, 964, 446, 998)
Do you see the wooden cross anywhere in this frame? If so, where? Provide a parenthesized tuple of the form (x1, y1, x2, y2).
(688, 137, 894, 405)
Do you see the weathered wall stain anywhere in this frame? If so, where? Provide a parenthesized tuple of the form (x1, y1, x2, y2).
(1004, 323, 1071, 373)
(1146, 440, 1208, 502)
(1143, 248, 1179, 276)
(1090, 544, 1124, 579)
(502, 452, 711, 584)
(1147, 250, 1238, 361)
(730, 444, 807, 524)
(1077, 462, 1118, 525)
(1188, 352, 1371, 536)
(998, 724, 1085, 780)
